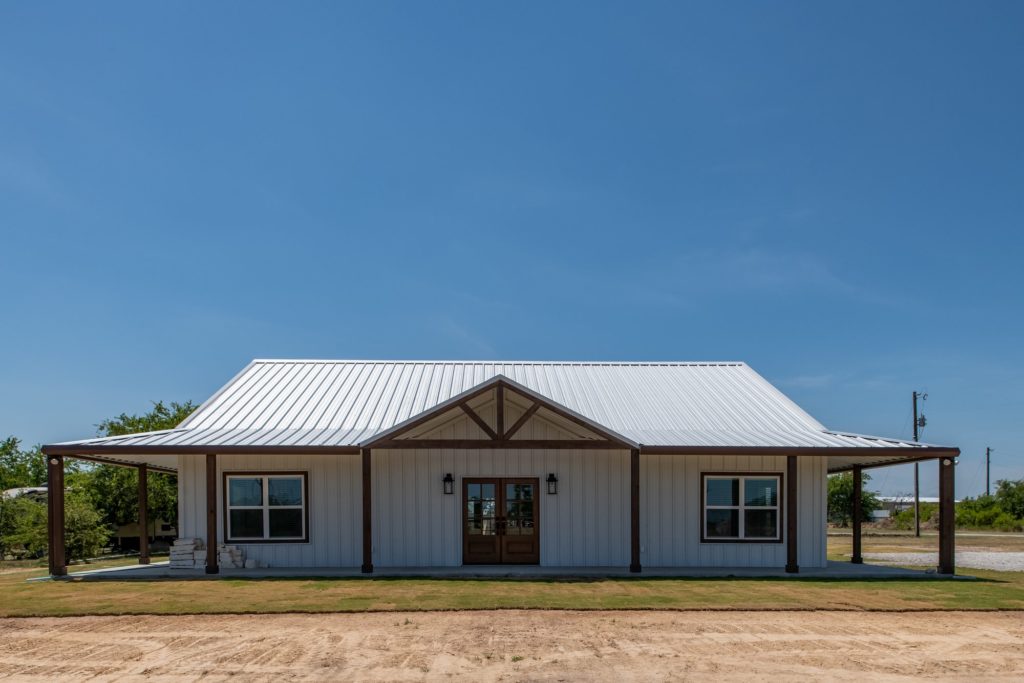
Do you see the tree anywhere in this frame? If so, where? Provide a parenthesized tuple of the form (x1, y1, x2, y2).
(827, 471, 881, 526)
(995, 479, 1024, 520)
(0, 494, 47, 558)
(75, 401, 195, 535)
(0, 437, 47, 490)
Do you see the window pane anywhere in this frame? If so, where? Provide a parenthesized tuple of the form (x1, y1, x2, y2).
(706, 509, 739, 538)
(229, 478, 262, 506)
(230, 509, 263, 538)
(706, 478, 739, 506)
(744, 510, 778, 538)
(745, 479, 778, 507)
(268, 477, 302, 506)
(269, 509, 303, 538)
(481, 483, 495, 500)
(467, 483, 480, 501)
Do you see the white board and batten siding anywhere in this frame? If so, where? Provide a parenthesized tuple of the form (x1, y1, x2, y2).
(641, 454, 828, 568)
(177, 453, 362, 568)
(177, 406, 827, 569)
(374, 400, 630, 567)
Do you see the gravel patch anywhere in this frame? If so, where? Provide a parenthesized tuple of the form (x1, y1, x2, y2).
(864, 551, 1024, 572)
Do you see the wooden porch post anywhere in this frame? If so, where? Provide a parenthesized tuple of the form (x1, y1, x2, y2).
(785, 455, 798, 573)
(938, 457, 956, 575)
(851, 466, 863, 564)
(138, 464, 150, 564)
(205, 454, 219, 575)
(362, 448, 373, 573)
(47, 455, 66, 577)
(629, 448, 641, 573)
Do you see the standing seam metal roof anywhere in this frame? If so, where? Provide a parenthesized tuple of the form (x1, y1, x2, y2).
(52, 360, 943, 451)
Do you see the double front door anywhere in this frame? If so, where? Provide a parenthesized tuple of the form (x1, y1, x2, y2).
(463, 477, 539, 564)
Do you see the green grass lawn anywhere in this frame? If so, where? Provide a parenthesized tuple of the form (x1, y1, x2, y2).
(1, 538, 1022, 617)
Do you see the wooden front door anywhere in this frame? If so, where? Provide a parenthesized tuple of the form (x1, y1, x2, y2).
(463, 478, 539, 564)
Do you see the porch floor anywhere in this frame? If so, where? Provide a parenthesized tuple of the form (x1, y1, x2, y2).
(39, 560, 970, 581)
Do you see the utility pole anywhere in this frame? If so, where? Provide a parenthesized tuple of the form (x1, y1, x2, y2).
(986, 447, 992, 497)
(912, 391, 927, 538)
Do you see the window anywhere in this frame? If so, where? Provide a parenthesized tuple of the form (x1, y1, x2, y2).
(702, 474, 781, 542)
(225, 473, 308, 543)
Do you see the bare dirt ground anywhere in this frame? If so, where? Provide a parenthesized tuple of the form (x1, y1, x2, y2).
(2, 611, 1024, 682)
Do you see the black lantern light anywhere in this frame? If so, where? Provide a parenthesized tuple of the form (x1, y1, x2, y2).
(546, 473, 558, 495)
(443, 473, 454, 495)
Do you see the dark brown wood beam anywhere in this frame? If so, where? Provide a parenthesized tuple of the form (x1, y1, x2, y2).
(938, 457, 956, 575)
(370, 439, 625, 450)
(851, 466, 863, 564)
(503, 402, 540, 441)
(630, 448, 641, 573)
(362, 448, 373, 573)
(640, 445, 960, 460)
(785, 455, 798, 573)
(205, 454, 218, 575)
(496, 384, 505, 439)
(500, 381, 635, 449)
(138, 464, 150, 565)
(459, 403, 499, 441)
(361, 382, 499, 447)
(47, 455, 66, 577)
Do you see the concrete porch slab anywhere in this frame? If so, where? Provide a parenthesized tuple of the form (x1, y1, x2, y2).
(35, 560, 971, 581)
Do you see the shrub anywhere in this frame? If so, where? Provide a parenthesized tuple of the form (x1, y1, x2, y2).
(891, 502, 937, 530)
(992, 512, 1024, 533)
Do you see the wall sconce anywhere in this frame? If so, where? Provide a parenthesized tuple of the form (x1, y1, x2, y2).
(443, 473, 454, 495)
(546, 473, 558, 495)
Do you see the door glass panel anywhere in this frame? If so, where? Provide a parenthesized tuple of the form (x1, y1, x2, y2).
(466, 483, 497, 536)
(505, 483, 535, 536)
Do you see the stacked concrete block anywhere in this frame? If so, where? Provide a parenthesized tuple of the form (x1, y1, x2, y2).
(217, 544, 245, 569)
(169, 538, 205, 569)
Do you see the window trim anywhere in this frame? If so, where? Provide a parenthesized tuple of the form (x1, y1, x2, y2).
(700, 472, 784, 544)
(223, 471, 310, 544)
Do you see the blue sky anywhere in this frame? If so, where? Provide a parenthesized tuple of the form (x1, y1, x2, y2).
(2, 2, 1022, 497)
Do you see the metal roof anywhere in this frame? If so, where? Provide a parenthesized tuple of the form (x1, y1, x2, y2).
(48, 360, 954, 467)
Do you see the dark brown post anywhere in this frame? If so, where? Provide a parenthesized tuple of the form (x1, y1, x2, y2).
(46, 455, 66, 577)
(629, 448, 641, 573)
(138, 464, 150, 565)
(496, 384, 505, 439)
(851, 466, 863, 564)
(785, 455, 798, 573)
(362, 448, 373, 573)
(205, 454, 219, 574)
(938, 456, 956, 575)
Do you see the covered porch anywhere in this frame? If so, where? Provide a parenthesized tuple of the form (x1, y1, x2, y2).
(37, 558, 970, 581)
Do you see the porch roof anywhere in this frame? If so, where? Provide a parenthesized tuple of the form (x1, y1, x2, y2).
(42, 359, 958, 472)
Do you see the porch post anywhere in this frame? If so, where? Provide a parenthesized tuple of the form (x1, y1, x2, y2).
(47, 455, 66, 577)
(362, 448, 373, 573)
(205, 454, 219, 574)
(785, 455, 798, 573)
(629, 448, 641, 573)
(138, 464, 150, 564)
(851, 466, 863, 564)
(938, 456, 956, 575)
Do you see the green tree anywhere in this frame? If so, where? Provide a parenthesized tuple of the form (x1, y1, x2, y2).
(1, 491, 109, 561)
(64, 491, 111, 560)
(995, 479, 1024, 520)
(0, 437, 47, 490)
(76, 401, 195, 534)
(0, 494, 48, 558)
(827, 471, 882, 526)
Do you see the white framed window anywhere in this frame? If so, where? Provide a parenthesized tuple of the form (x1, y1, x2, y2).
(225, 472, 308, 543)
(702, 473, 781, 542)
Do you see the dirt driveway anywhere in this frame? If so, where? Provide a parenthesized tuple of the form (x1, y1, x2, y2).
(1, 610, 1023, 681)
